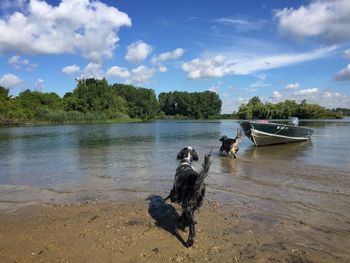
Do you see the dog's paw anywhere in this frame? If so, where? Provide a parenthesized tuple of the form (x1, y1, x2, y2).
(186, 239, 194, 247)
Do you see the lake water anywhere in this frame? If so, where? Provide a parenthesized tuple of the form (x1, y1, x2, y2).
(0, 120, 349, 219)
(1, 119, 349, 260)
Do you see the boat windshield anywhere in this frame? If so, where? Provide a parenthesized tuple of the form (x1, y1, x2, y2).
(288, 117, 299, 126)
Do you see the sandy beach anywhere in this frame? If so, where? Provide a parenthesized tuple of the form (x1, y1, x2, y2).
(1, 196, 349, 263)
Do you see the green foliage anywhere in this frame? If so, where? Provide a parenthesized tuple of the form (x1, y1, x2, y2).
(158, 91, 222, 119)
(65, 79, 128, 115)
(236, 97, 344, 120)
(112, 84, 159, 120)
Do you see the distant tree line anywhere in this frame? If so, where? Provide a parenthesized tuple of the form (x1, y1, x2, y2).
(235, 96, 344, 120)
(0, 78, 222, 126)
(334, 108, 350, 116)
(158, 91, 222, 119)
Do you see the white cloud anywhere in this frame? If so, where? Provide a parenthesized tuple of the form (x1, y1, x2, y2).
(79, 63, 103, 79)
(8, 55, 28, 69)
(125, 41, 152, 64)
(343, 49, 350, 59)
(285, 82, 300, 90)
(333, 64, 350, 81)
(181, 46, 336, 79)
(0, 73, 24, 88)
(158, 65, 168, 73)
(126, 65, 155, 85)
(62, 64, 80, 74)
(213, 17, 266, 32)
(269, 87, 350, 109)
(0, 0, 131, 62)
(272, 91, 282, 99)
(182, 55, 232, 79)
(151, 48, 184, 64)
(232, 46, 336, 75)
(8, 55, 37, 71)
(295, 88, 319, 96)
(275, 0, 350, 43)
(34, 78, 44, 90)
(106, 66, 130, 79)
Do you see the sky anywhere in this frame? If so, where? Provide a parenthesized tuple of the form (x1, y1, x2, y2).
(1, 0, 350, 113)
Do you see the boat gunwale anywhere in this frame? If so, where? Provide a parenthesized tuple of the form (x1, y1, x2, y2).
(251, 128, 311, 141)
(240, 120, 314, 133)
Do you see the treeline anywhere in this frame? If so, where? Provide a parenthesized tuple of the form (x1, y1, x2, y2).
(159, 91, 222, 119)
(235, 96, 344, 120)
(334, 108, 350, 116)
(0, 78, 222, 125)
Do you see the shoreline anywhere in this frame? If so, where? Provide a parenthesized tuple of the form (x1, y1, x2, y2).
(1, 198, 348, 263)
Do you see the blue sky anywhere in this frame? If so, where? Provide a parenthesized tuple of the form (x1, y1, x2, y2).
(1, 0, 350, 113)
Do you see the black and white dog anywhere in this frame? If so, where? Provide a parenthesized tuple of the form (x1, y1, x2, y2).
(219, 129, 242, 158)
(165, 146, 212, 247)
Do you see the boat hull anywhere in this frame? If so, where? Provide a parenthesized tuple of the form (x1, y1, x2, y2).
(240, 121, 313, 146)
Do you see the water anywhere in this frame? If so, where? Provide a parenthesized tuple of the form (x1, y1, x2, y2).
(0, 120, 349, 221)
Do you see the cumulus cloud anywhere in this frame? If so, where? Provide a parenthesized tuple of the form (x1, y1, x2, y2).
(182, 55, 233, 79)
(0, 73, 24, 88)
(181, 46, 336, 79)
(0, 0, 131, 62)
(272, 91, 282, 99)
(126, 66, 156, 85)
(62, 64, 80, 75)
(269, 87, 350, 109)
(333, 64, 350, 81)
(295, 88, 319, 96)
(285, 82, 300, 90)
(125, 41, 152, 64)
(79, 63, 103, 79)
(106, 66, 130, 79)
(275, 0, 350, 43)
(151, 48, 184, 64)
(8, 55, 29, 69)
(8, 55, 37, 71)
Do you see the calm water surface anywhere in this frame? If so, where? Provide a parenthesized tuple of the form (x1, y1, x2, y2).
(0, 120, 349, 227)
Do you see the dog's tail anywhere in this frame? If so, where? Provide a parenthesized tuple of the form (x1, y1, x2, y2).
(195, 150, 212, 189)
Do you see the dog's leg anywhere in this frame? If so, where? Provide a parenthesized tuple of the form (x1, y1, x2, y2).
(186, 209, 195, 247)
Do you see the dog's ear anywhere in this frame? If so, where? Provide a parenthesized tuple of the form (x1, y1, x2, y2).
(177, 148, 186, 160)
(192, 149, 199, 161)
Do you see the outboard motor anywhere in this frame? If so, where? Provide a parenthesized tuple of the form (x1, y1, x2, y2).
(288, 117, 299, 126)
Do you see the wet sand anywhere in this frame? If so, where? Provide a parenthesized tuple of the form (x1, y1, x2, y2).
(1, 197, 349, 263)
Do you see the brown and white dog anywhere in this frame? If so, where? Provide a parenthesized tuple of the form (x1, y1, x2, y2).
(219, 129, 242, 158)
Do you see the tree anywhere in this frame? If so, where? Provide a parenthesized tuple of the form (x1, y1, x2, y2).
(158, 90, 222, 119)
(112, 84, 159, 119)
(65, 78, 128, 116)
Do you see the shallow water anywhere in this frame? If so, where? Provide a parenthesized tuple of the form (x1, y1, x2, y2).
(0, 120, 349, 220)
(0, 120, 349, 209)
